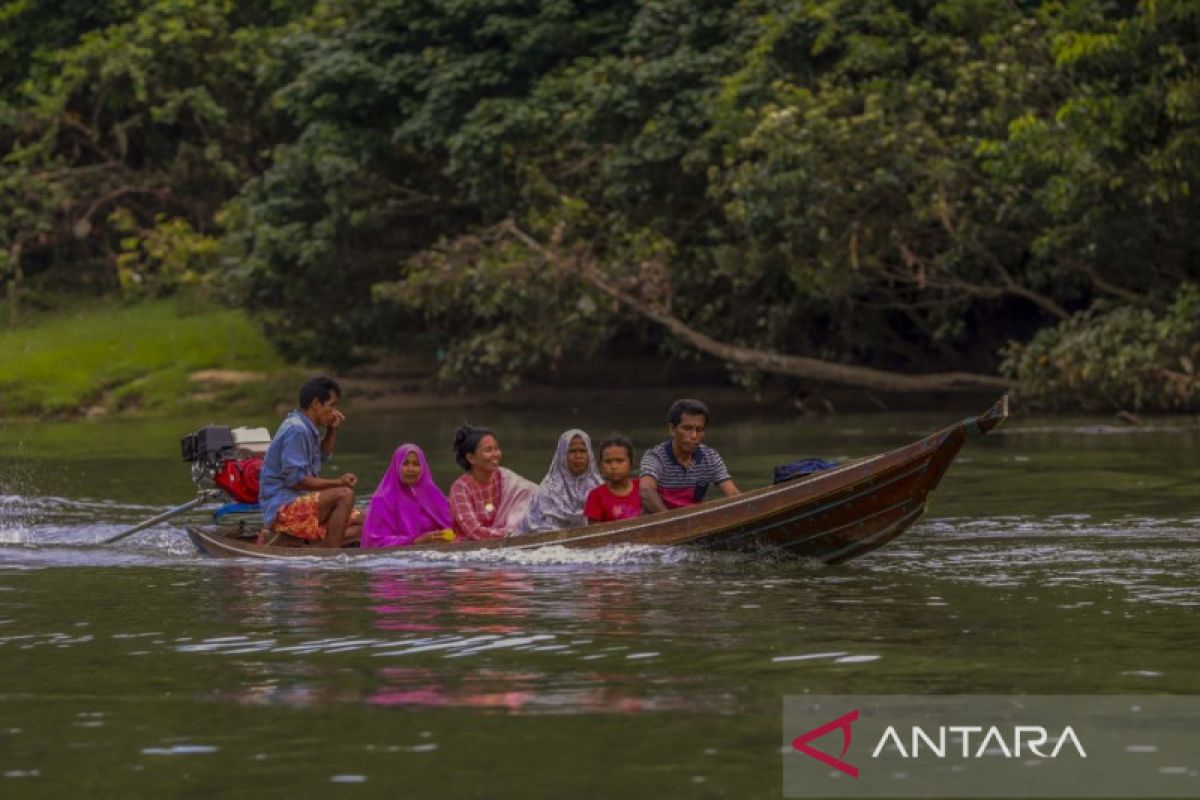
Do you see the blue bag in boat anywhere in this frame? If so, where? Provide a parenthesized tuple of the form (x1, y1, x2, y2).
(772, 458, 838, 484)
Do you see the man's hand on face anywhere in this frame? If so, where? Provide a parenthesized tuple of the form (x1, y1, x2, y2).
(328, 409, 346, 430)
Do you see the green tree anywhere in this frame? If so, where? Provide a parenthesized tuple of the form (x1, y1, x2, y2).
(6, 0, 1198, 409)
(1, 0, 313, 314)
(224, 0, 643, 365)
(0, 0, 137, 91)
(1002, 283, 1200, 412)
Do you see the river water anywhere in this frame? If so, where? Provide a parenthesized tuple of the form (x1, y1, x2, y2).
(0, 401, 1198, 798)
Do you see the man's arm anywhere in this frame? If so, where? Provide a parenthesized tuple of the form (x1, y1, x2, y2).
(715, 479, 740, 497)
(277, 422, 355, 491)
(277, 430, 353, 491)
(320, 409, 345, 458)
(709, 448, 738, 497)
(294, 473, 356, 492)
(639, 476, 668, 514)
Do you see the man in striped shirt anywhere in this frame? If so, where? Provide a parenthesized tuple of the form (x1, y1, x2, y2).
(639, 398, 741, 512)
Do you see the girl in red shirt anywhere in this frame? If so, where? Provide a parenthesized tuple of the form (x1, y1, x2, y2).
(584, 435, 643, 524)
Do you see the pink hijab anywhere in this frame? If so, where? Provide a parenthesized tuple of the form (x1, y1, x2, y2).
(363, 444, 453, 547)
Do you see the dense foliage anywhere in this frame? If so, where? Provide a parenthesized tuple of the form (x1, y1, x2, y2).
(0, 0, 312, 303)
(3, 0, 1199, 410)
(1002, 284, 1200, 412)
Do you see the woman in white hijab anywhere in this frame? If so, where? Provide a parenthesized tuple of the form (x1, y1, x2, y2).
(517, 429, 602, 534)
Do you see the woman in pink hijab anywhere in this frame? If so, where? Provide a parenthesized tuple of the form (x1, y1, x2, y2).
(362, 444, 455, 547)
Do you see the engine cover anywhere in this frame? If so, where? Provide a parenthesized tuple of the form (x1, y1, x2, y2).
(181, 425, 235, 464)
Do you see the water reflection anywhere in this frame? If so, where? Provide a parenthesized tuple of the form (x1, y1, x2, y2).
(576, 575, 641, 636)
(440, 569, 532, 635)
(365, 667, 678, 715)
(359, 569, 685, 714)
(184, 563, 731, 715)
(369, 572, 451, 633)
(367, 667, 534, 712)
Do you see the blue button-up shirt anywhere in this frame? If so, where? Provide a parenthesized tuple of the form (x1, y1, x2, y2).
(259, 410, 329, 527)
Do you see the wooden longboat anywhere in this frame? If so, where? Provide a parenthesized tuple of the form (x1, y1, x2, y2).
(186, 396, 1008, 563)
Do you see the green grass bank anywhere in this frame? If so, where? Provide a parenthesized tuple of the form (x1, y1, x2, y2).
(0, 299, 298, 418)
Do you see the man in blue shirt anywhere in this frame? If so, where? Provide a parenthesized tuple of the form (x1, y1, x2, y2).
(258, 376, 361, 547)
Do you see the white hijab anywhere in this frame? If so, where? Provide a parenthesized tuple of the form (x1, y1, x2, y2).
(516, 429, 602, 533)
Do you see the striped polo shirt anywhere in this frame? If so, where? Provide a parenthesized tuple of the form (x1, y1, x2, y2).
(639, 441, 732, 509)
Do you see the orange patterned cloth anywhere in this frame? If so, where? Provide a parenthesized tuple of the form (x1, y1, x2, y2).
(270, 492, 363, 541)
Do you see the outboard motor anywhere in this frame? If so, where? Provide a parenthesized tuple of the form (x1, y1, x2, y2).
(104, 425, 273, 545)
(105, 424, 272, 545)
(181, 425, 271, 494)
(181, 425, 234, 488)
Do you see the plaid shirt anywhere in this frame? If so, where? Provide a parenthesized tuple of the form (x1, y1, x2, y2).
(450, 470, 505, 540)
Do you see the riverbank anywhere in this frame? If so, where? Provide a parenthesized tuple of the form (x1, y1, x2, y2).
(0, 298, 1004, 421)
(0, 299, 732, 420)
(1, 300, 1076, 434)
(0, 298, 297, 418)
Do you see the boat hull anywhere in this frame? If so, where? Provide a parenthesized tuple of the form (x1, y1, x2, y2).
(187, 396, 1007, 563)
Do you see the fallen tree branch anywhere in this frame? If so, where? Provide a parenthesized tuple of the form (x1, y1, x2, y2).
(502, 221, 1014, 394)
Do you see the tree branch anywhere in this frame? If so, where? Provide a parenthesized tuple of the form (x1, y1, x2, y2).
(77, 185, 168, 228)
(891, 239, 1071, 320)
(1060, 256, 1153, 307)
(502, 222, 1014, 394)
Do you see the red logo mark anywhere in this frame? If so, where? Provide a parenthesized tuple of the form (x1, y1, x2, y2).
(791, 709, 859, 778)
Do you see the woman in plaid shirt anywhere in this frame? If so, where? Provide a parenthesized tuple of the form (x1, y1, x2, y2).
(449, 425, 537, 539)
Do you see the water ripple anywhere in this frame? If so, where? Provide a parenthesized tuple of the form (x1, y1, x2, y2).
(2, 494, 1198, 609)
(862, 515, 1200, 606)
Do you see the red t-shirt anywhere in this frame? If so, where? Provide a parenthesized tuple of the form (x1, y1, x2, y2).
(584, 479, 643, 523)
